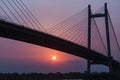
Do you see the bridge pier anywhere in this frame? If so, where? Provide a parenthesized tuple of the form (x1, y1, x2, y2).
(87, 4, 91, 74)
(87, 3, 114, 75)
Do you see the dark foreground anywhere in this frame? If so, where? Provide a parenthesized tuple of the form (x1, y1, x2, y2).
(0, 72, 118, 80)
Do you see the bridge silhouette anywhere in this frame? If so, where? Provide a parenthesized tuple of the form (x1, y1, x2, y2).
(0, 0, 120, 77)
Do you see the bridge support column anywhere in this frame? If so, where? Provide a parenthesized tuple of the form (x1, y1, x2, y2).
(105, 3, 112, 73)
(87, 3, 113, 74)
(87, 4, 91, 74)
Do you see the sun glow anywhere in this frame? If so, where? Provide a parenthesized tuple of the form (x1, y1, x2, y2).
(52, 56, 56, 60)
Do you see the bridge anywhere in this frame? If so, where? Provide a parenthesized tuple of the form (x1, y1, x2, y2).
(0, 0, 120, 78)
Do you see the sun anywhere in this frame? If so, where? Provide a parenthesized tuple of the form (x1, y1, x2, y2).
(52, 56, 56, 60)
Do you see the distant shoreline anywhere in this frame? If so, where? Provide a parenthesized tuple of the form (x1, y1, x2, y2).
(0, 72, 112, 80)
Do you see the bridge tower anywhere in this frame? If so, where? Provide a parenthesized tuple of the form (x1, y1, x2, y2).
(87, 3, 112, 73)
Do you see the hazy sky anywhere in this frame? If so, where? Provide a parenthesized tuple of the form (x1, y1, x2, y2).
(0, 0, 120, 73)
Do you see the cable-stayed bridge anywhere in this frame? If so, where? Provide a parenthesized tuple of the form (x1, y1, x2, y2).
(0, 0, 120, 77)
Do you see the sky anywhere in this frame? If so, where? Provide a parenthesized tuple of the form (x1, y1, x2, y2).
(0, 0, 120, 73)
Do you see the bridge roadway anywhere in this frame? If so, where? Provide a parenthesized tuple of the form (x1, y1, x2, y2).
(0, 20, 120, 74)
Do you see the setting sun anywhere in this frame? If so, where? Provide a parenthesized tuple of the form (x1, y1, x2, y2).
(52, 56, 56, 60)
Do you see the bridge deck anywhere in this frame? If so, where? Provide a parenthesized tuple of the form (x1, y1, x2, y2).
(0, 20, 120, 71)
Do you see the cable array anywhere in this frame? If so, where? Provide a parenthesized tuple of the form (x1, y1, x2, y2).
(91, 18, 107, 55)
(107, 11, 120, 61)
(0, 0, 45, 32)
(47, 8, 88, 47)
(48, 7, 107, 54)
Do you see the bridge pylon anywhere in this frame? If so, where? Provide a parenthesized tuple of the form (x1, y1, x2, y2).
(87, 3, 113, 74)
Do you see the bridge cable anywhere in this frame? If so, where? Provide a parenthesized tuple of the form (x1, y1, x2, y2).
(49, 10, 87, 36)
(1, 0, 21, 24)
(46, 7, 88, 47)
(108, 11, 120, 53)
(10, 0, 37, 30)
(90, 18, 107, 54)
(93, 18, 107, 53)
(6, 0, 28, 27)
(70, 25, 87, 45)
(14, 0, 41, 30)
(58, 20, 84, 37)
(72, 23, 88, 45)
(0, 6, 13, 22)
(59, 18, 87, 37)
(51, 18, 87, 41)
(65, 19, 87, 41)
(48, 13, 83, 34)
(19, 0, 46, 32)
(47, 7, 88, 33)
